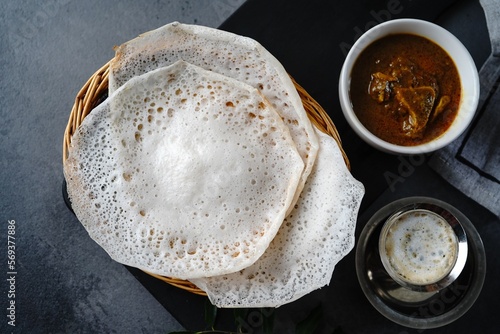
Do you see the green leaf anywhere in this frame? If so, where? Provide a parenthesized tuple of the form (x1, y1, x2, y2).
(332, 326, 345, 334)
(204, 300, 218, 330)
(233, 308, 249, 332)
(168, 331, 237, 334)
(295, 304, 323, 334)
(260, 308, 275, 334)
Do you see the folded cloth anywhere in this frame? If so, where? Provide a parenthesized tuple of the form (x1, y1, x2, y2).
(429, 0, 500, 217)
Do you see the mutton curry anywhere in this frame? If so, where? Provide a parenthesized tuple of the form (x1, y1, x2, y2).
(349, 33, 461, 146)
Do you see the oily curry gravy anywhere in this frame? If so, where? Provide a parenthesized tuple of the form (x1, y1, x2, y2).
(350, 34, 461, 146)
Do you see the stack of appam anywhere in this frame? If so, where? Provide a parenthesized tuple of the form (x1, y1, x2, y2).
(63, 22, 364, 308)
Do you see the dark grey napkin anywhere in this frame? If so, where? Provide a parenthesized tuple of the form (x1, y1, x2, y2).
(429, 0, 500, 217)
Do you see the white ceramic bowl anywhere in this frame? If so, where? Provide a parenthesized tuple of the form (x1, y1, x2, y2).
(339, 18, 480, 155)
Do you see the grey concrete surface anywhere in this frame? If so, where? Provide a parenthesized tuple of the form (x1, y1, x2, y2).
(0, 1, 245, 333)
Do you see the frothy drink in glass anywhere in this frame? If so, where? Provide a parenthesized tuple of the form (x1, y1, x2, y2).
(380, 209, 458, 286)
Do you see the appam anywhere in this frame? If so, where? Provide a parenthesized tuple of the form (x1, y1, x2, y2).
(109, 22, 319, 211)
(190, 129, 365, 308)
(64, 60, 304, 279)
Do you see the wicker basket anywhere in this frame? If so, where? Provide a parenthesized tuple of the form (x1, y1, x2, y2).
(63, 59, 350, 296)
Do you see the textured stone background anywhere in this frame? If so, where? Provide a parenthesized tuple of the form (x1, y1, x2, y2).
(0, 1, 245, 333)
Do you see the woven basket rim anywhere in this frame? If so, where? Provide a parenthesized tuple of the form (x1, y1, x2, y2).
(62, 59, 350, 295)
